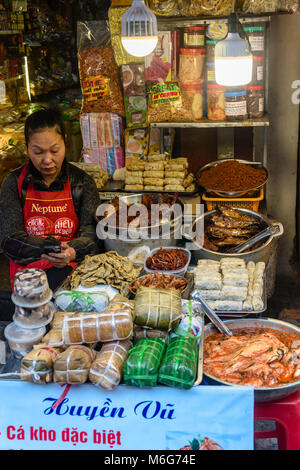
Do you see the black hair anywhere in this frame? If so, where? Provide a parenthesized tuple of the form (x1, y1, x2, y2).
(24, 107, 66, 147)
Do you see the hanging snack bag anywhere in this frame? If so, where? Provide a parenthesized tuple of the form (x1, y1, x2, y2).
(77, 21, 125, 116)
(158, 335, 198, 389)
(123, 337, 167, 387)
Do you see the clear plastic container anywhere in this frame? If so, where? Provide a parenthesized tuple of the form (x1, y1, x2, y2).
(4, 322, 46, 357)
(13, 302, 55, 329)
(179, 48, 206, 86)
(207, 84, 226, 121)
(144, 246, 191, 276)
(12, 268, 52, 307)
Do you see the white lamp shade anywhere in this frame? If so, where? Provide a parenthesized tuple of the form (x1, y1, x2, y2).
(215, 56, 253, 86)
(121, 36, 158, 57)
(215, 32, 253, 87)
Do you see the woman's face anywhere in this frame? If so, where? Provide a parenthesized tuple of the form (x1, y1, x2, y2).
(27, 127, 66, 181)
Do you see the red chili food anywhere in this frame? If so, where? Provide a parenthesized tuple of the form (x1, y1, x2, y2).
(146, 248, 188, 271)
(198, 160, 267, 192)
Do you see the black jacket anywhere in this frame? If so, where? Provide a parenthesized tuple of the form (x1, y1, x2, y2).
(0, 159, 101, 264)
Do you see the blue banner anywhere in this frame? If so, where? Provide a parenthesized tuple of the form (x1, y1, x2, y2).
(0, 381, 254, 450)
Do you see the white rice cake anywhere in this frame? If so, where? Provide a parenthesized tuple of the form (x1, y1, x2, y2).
(222, 272, 249, 287)
(220, 258, 246, 268)
(252, 295, 264, 311)
(243, 298, 254, 312)
(209, 300, 243, 311)
(194, 278, 222, 290)
(197, 260, 220, 269)
(221, 267, 249, 276)
(220, 286, 248, 301)
(196, 290, 221, 301)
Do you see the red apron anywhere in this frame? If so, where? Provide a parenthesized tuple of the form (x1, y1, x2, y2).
(9, 164, 79, 287)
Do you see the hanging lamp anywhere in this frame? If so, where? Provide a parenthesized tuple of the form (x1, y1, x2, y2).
(215, 13, 253, 87)
(121, 0, 158, 58)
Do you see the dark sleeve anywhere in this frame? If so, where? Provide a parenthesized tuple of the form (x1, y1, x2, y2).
(0, 172, 50, 263)
(67, 172, 101, 262)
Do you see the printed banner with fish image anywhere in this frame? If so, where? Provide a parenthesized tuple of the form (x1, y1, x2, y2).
(0, 382, 254, 450)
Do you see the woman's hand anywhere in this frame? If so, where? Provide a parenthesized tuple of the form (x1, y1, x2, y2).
(41, 242, 76, 268)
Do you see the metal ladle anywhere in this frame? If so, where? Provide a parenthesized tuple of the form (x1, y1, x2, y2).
(191, 289, 233, 337)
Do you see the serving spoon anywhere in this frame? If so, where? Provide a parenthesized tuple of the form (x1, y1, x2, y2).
(191, 289, 233, 337)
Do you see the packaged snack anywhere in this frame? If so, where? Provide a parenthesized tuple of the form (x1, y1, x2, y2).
(124, 95, 148, 128)
(54, 345, 96, 385)
(121, 64, 146, 96)
(125, 128, 150, 164)
(145, 32, 173, 83)
(77, 21, 125, 116)
(89, 340, 132, 390)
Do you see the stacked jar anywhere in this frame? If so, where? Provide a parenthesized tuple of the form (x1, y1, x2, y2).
(224, 88, 248, 122)
(4, 268, 54, 358)
(244, 22, 266, 119)
(178, 47, 206, 121)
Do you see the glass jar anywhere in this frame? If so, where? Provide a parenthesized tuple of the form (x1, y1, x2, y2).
(179, 48, 206, 86)
(180, 85, 204, 121)
(184, 26, 206, 47)
(243, 25, 265, 54)
(252, 55, 264, 85)
(247, 85, 264, 119)
(207, 84, 225, 121)
(205, 62, 216, 83)
(224, 90, 248, 121)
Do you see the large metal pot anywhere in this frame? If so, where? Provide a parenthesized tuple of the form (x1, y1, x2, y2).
(186, 209, 284, 298)
(203, 318, 300, 403)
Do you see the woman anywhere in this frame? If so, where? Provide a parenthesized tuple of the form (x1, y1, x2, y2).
(0, 108, 101, 291)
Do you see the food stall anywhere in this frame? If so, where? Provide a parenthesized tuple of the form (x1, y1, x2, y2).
(0, 0, 299, 452)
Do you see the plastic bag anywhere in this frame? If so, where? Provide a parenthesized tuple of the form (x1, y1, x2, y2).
(77, 21, 125, 116)
(238, 0, 278, 12)
(54, 345, 96, 385)
(123, 337, 166, 387)
(277, 0, 298, 12)
(187, 0, 235, 16)
(158, 336, 198, 389)
(55, 286, 116, 313)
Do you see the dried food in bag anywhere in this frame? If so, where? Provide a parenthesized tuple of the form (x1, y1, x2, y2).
(238, 0, 278, 13)
(158, 336, 198, 389)
(187, 0, 235, 16)
(55, 289, 111, 313)
(134, 286, 182, 331)
(146, 0, 182, 15)
(277, 0, 298, 12)
(54, 345, 96, 385)
(21, 344, 62, 384)
(77, 21, 124, 116)
(123, 337, 167, 387)
(89, 340, 132, 390)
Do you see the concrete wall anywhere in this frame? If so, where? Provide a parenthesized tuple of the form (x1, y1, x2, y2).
(267, 13, 300, 276)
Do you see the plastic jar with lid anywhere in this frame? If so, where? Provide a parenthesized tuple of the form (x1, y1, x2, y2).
(205, 62, 216, 84)
(224, 90, 248, 121)
(247, 85, 264, 119)
(206, 39, 218, 61)
(207, 84, 225, 121)
(179, 84, 204, 121)
(252, 56, 264, 85)
(183, 26, 206, 48)
(179, 48, 206, 86)
(243, 25, 265, 53)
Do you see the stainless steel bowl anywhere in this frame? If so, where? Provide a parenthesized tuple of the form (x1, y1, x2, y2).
(203, 318, 300, 403)
(196, 159, 268, 197)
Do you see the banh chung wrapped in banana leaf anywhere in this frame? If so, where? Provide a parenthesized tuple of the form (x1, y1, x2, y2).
(158, 336, 198, 389)
(134, 286, 182, 331)
(54, 345, 96, 385)
(123, 337, 166, 387)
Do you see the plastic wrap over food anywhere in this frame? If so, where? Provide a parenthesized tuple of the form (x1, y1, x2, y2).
(77, 21, 125, 116)
(89, 340, 132, 390)
(170, 300, 203, 344)
(61, 306, 134, 345)
(158, 336, 198, 389)
(54, 345, 96, 385)
(123, 337, 167, 387)
(20, 344, 62, 384)
(55, 286, 118, 313)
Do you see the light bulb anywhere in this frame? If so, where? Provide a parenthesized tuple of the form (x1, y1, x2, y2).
(121, 0, 158, 58)
(121, 36, 158, 58)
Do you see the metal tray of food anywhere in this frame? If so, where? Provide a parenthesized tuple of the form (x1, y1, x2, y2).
(196, 159, 268, 197)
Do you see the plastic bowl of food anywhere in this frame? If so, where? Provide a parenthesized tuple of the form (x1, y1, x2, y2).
(144, 246, 191, 276)
(4, 322, 46, 358)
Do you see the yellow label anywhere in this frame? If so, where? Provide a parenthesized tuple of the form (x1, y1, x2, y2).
(207, 23, 228, 41)
(81, 76, 110, 102)
(150, 82, 182, 108)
